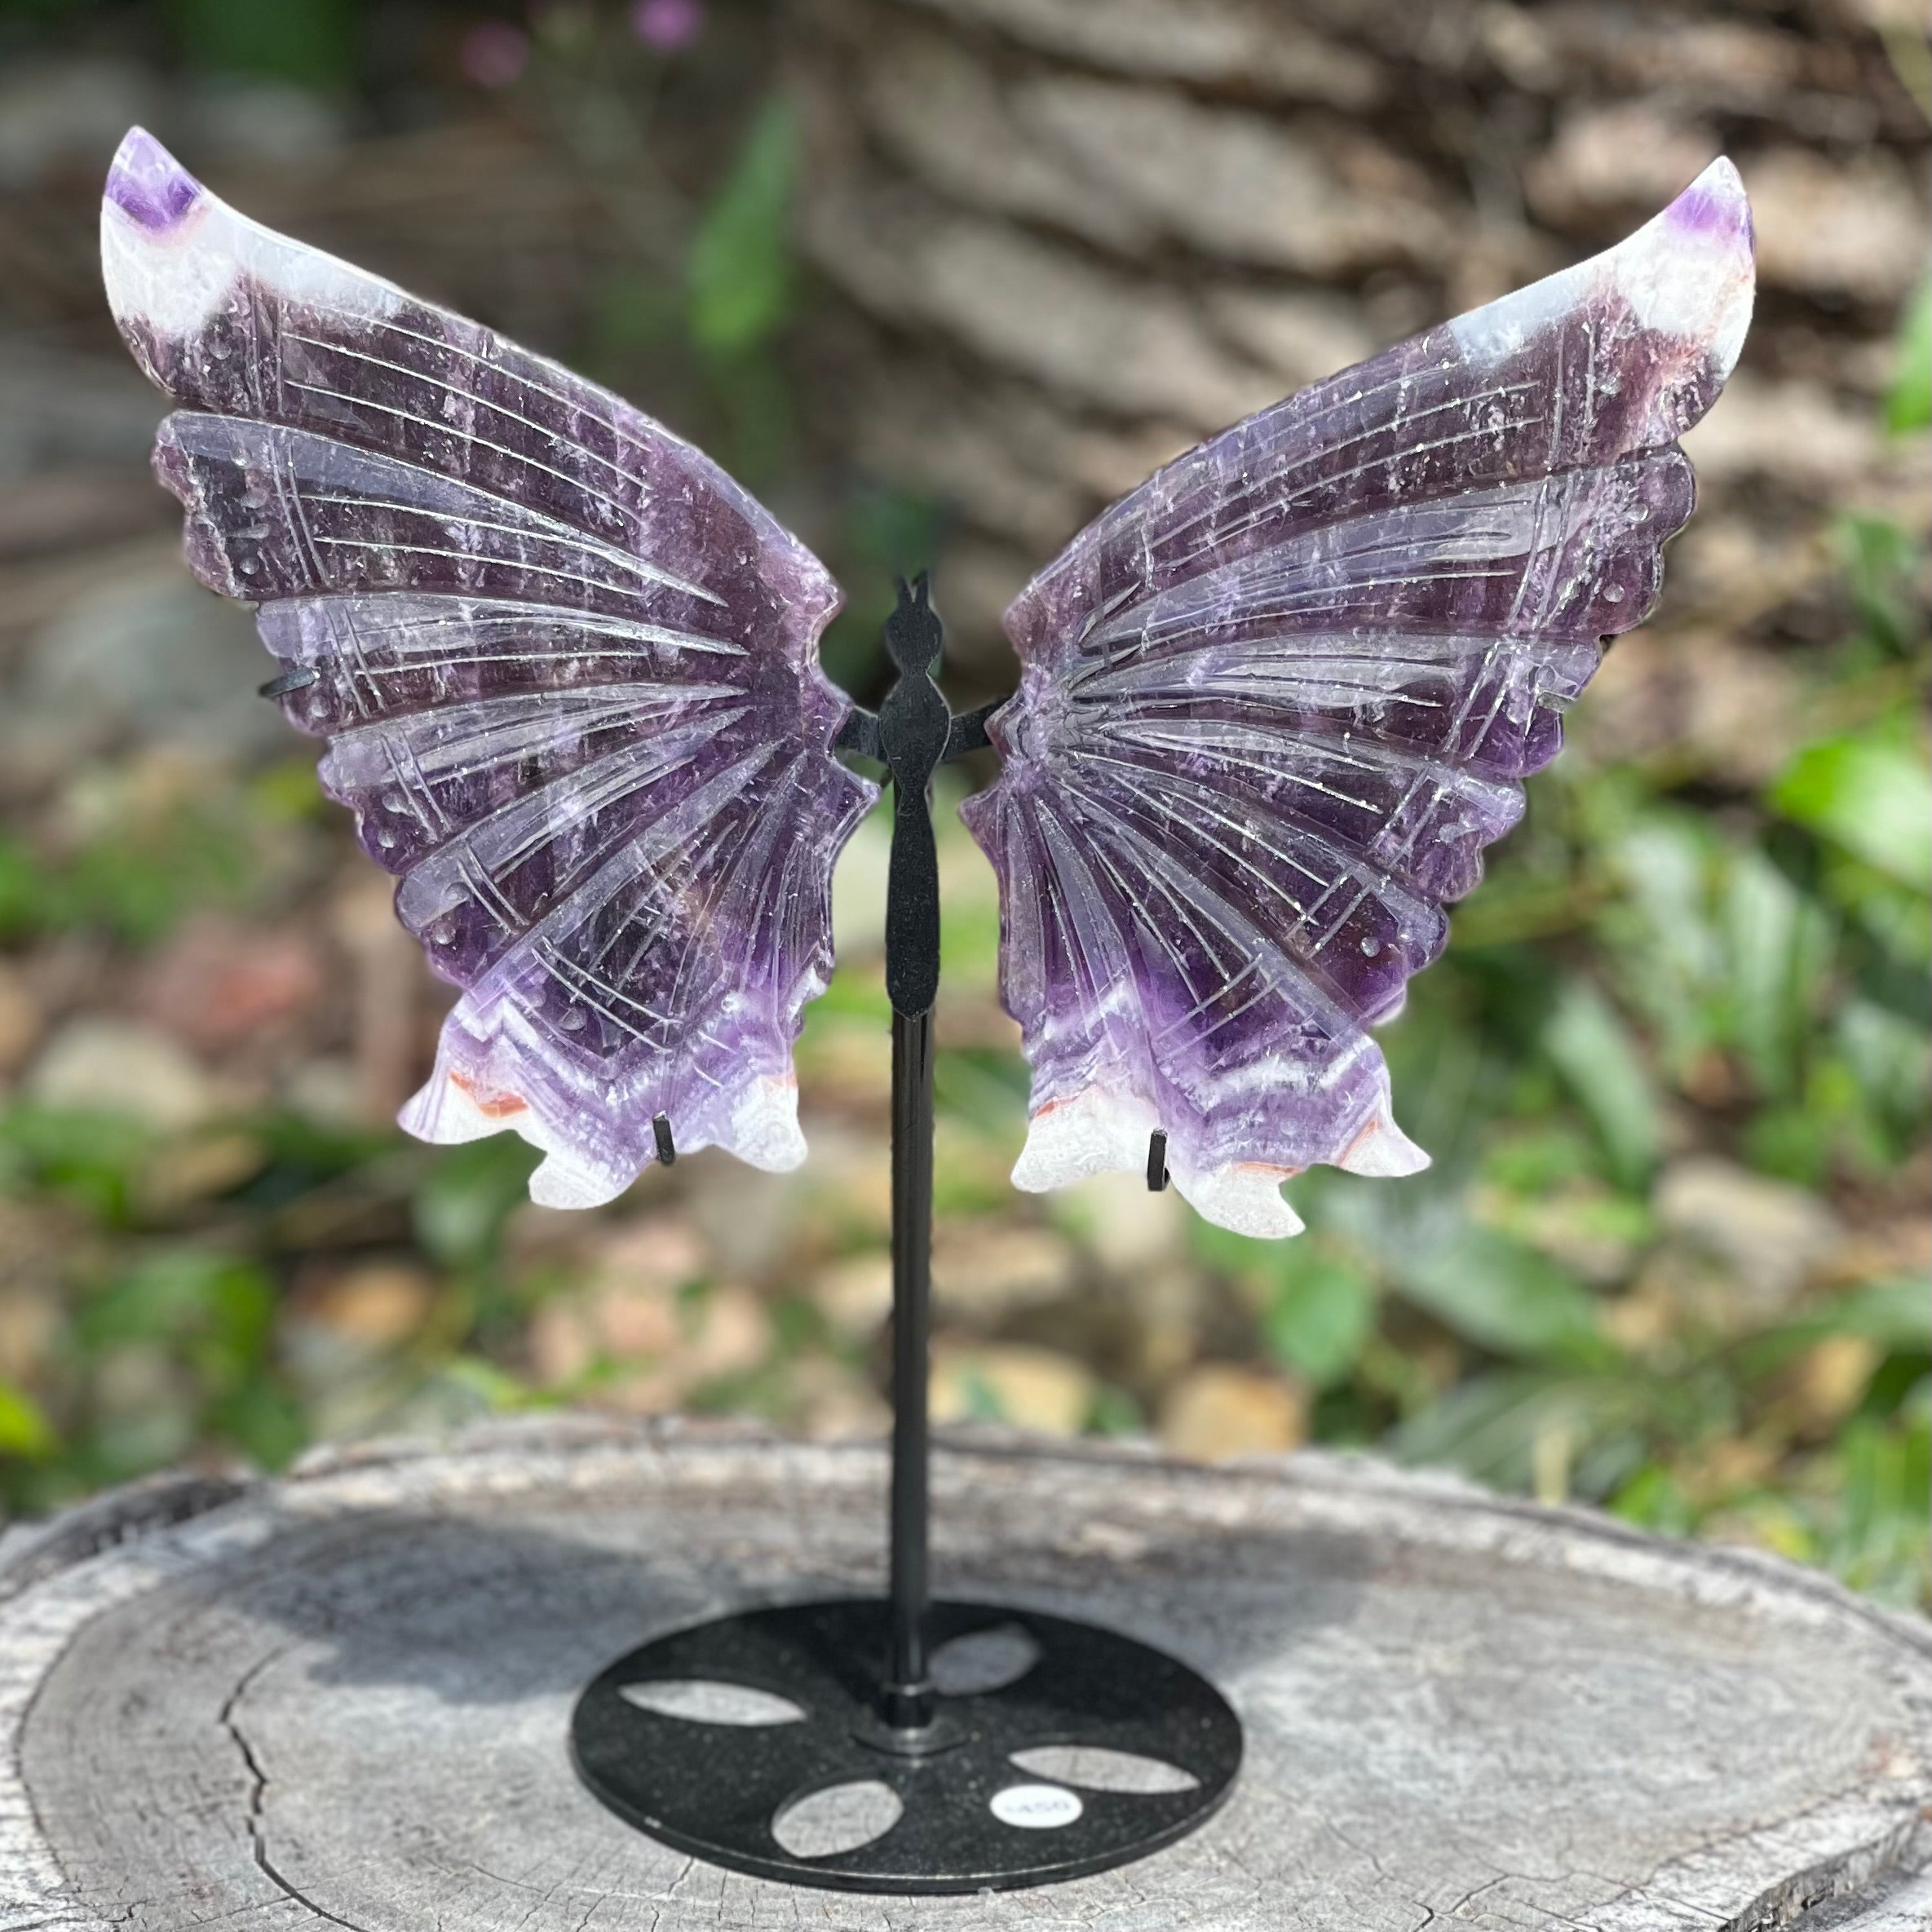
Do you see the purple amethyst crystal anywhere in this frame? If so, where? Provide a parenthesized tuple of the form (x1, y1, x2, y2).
(962, 160, 1754, 1237)
(102, 129, 875, 1208)
(104, 126, 203, 232)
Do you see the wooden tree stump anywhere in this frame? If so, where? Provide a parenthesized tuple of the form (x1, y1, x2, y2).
(2, 1417, 1929, 1929)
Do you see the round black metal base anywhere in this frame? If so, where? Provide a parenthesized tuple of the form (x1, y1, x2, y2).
(569, 1597, 1241, 1894)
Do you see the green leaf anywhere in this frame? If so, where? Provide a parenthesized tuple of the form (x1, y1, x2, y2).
(1607, 1463, 1695, 1537)
(1835, 997, 1932, 1142)
(1722, 850, 1832, 1101)
(1827, 1411, 1932, 1605)
(168, 0, 360, 85)
(0, 1104, 155, 1226)
(81, 1251, 276, 1368)
(212, 1378, 307, 1471)
(413, 1135, 541, 1270)
(1771, 734, 1932, 891)
(687, 99, 797, 359)
(1603, 814, 1724, 1072)
(1837, 515, 1925, 660)
(1393, 1219, 1605, 1362)
(1262, 1253, 1376, 1386)
(1886, 276, 1930, 436)
(0, 1382, 55, 1460)
(1389, 1366, 1639, 1495)
(1541, 981, 1659, 1185)
(1751, 1276, 1932, 1364)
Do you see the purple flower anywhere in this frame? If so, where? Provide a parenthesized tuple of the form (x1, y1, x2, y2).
(460, 21, 530, 88)
(631, 0, 704, 51)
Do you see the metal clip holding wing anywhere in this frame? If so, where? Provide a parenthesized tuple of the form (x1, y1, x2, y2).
(1147, 1131, 1170, 1193)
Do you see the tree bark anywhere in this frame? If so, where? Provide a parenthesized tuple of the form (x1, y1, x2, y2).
(1, 1417, 1929, 1929)
(787, 0, 1931, 677)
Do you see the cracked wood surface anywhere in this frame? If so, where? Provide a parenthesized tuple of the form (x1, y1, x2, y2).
(0, 1417, 1929, 1931)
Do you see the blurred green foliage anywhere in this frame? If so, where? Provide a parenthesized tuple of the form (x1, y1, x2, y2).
(1886, 276, 1930, 437)
(687, 99, 798, 360)
(0, 798, 256, 948)
(164, 0, 362, 86)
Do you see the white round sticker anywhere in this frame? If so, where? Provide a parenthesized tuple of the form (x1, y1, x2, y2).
(990, 1783, 1084, 1830)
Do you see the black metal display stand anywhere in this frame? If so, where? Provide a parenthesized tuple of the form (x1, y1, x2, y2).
(569, 579, 1242, 1893)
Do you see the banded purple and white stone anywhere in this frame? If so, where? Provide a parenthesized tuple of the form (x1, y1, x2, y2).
(962, 161, 1754, 1237)
(103, 128, 875, 1208)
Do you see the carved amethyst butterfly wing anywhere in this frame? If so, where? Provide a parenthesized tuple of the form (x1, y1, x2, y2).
(964, 162, 1754, 1237)
(103, 129, 876, 1208)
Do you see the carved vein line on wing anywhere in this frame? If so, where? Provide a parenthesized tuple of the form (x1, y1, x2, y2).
(454, 847, 524, 935)
(375, 739, 437, 837)
(306, 537, 684, 606)
(1089, 717, 1519, 848)
(657, 779, 787, 1038)
(1055, 771, 1358, 1058)
(1088, 728, 1450, 900)
(1094, 714, 1417, 786)
(1078, 668, 1451, 714)
(1072, 465, 1650, 720)
(462, 747, 777, 1007)
(1082, 723, 1382, 815)
(1064, 753, 1438, 1010)
(537, 943, 674, 1041)
(1069, 626, 1530, 702)
(1066, 784, 1337, 1081)
(278, 380, 723, 605)
(1031, 801, 1156, 1085)
(1140, 372, 1540, 564)
(276, 440, 327, 584)
(1069, 566, 1523, 686)
(1063, 749, 1326, 897)
(319, 598, 373, 718)
(1129, 382, 1548, 576)
(283, 332, 648, 497)
(1072, 394, 1601, 660)
(1068, 768, 1348, 992)
(1085, 819, 1353, 1061)
(332, 307, 680, 475)
(1547, 316, 1568, 475)
(326, 684, 737, 784)
(298, 493, 681, 592)
(1067, 812, 1275, 1054)
(298, 597, 748, 660)
(396, 734, 454, 838)
(400, 714, 740, 930)
(687, 758, 813, 1032)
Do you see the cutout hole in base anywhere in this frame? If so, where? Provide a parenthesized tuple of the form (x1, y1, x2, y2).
(618, 1679, 805, 1726)
(929, 1620, 1041, 1695)
(1009, 1744, 1200, 1793)
(772, 1779, 904, 1859)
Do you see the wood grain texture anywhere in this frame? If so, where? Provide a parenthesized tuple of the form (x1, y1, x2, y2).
(1, 1417, 1929, 1930)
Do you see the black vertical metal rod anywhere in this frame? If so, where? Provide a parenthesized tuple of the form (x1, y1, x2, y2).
(869, 574, 952, 1732)
(884, 1005, 936, 1729)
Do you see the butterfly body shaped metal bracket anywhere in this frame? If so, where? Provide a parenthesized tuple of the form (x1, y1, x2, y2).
(835, 576, 998, 1020)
